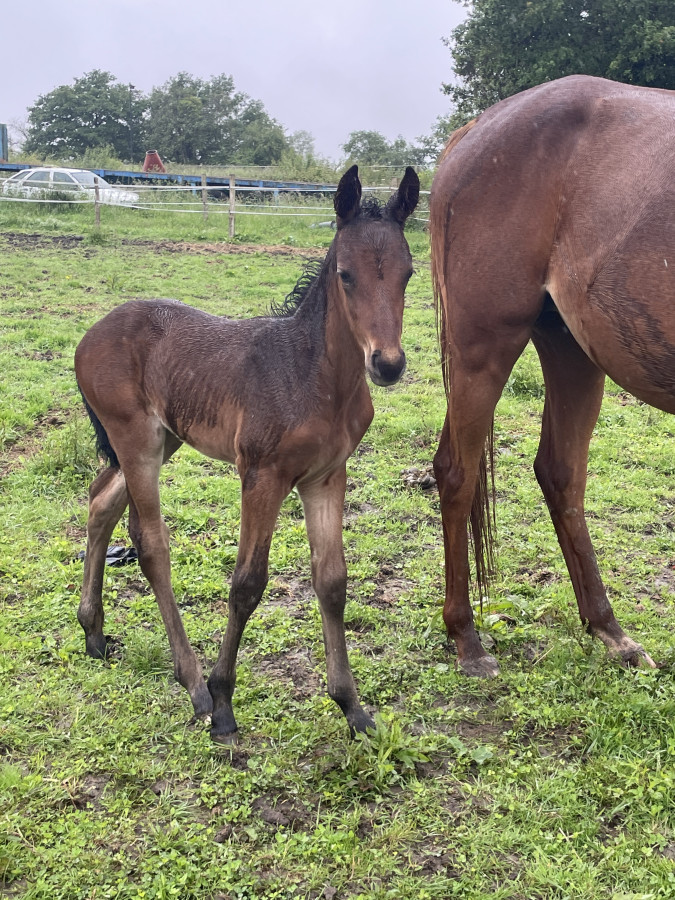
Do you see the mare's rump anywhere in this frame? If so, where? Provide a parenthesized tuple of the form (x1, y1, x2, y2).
(431, 75, 675, 413)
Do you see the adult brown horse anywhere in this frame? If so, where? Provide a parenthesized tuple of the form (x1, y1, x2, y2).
(430, 75, 675, 677)
(75, 164, 419, 742)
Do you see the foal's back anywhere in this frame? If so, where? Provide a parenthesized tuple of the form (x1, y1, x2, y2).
(75, 297, 326, 465)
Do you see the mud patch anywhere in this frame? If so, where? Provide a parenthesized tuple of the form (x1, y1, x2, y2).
(251, 794, 312, 830)
(0, 232, 85, 251)
(411, 849, 460, 878)
(122, 237, 324, 260)
(22, 349, 63, 362)
(59, 773, 111, 810)
(257, 648, 322, 701)
(0, 232, 326, 262)
(0, 410, 70, 477)
(267, 575, 314, 618)
(367, 565, 414, 609)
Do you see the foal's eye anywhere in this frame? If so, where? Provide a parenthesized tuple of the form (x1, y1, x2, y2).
(338, 270, 353, 287)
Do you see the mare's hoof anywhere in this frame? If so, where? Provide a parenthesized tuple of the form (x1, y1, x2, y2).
(614, 644, 657, 669)
(593, 627, 658, 670)
(458, 653, 500, 678)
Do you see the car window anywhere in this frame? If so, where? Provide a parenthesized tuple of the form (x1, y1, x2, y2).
(52, 172, 79, 190)
(6, 171, 28, 183)
(24, 171, 51, 184)
(71, 171, 98, 187)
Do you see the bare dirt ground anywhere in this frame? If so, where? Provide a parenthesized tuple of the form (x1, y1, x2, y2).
(0, 231, 324, 259)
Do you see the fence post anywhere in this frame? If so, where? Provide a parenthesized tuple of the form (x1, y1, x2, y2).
(201, 173, 208, 223)
(94, 176, 101, 228)
(229, 174, 236, 239)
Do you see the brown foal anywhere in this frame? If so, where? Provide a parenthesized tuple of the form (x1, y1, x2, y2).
(75, 164, 419, 741)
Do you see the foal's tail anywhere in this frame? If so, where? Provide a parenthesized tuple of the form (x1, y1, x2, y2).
(431, 116, 497, 602)
(79, 387, 120, 469)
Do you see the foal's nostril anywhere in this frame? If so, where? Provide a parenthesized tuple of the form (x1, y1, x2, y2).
(370, 349, 406, 385)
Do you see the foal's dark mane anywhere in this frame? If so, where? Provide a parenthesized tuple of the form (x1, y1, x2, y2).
(270, 197, 387, 319)
(359, 195, 387, 219)
(271, 259, 324, 318)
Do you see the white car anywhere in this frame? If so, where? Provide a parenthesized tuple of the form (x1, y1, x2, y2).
(1, 167, 139, 206)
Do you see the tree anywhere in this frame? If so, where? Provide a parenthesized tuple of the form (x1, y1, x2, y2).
(444, 0, 675, 125)
(23, 70, 288, 167)
(416, 114, 456, 163)
(144, 73, 213, 165)
(24, 71, 146, 161)
(144, 73, 287, 166)
(341, 131, 426, 166)
(227, 99, 288, 166)
(287, 130, 316, 161)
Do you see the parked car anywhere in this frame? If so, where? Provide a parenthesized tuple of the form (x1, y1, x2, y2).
(1, 167, 139, 206)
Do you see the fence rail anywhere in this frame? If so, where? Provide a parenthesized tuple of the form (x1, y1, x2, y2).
(0, 176, 431, 232)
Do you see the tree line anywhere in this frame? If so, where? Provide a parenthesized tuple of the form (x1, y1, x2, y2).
(19, 70, 427, 170)
(17, 3, 675, 170)
(439, 0, 675, 135)
(22, 71, 289, 167)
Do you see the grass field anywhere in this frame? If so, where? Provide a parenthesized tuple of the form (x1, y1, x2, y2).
(1, 200, 675, 899)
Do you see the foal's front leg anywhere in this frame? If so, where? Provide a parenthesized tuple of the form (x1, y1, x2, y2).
(208, 469, 288, 743)
(299, 467, 375, 736)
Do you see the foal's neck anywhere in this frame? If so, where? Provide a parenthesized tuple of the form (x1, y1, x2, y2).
(290, 251, 364, 398)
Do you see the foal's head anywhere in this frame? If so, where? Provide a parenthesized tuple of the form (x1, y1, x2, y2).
(333, 165, 420, 386)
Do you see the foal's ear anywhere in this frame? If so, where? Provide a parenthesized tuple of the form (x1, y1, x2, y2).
(385, 167, 420, 226)
(334, 165, 362, 228)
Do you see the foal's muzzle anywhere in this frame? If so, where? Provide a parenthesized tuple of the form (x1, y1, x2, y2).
(368, 349, 407, 386)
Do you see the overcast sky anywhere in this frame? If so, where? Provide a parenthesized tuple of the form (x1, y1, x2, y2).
(2, 0, 467, 161)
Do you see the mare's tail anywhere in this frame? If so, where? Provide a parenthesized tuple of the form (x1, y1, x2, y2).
(431, 117, 497, 601)
(79, 387, 120, 468)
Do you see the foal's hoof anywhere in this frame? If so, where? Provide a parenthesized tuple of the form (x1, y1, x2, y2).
(191, 684, 214, 719)
(210, 707, 239, 745)
(211, 727, 239, 746)
(457, 653, 500, 678)
(85, 634, 116, 660)
(348, 710, 376, 737)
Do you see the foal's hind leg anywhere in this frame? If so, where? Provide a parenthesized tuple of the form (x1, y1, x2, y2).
(208, 468, 288, 743)
(78, 467, 128, 658)
(299, 467, 374, 736)
(532, 316, 656, 667)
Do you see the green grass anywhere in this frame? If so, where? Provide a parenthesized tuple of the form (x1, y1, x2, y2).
(1, 204, 674, 899)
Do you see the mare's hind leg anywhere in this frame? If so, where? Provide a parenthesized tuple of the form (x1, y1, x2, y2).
(299, 467, 374, 736)
(120, 427, 212, 717)
(434, 326, 533, 677)
(208, 468, 288, 743)
(532, 313, 656, 667)
(78, 467, 128, 658)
